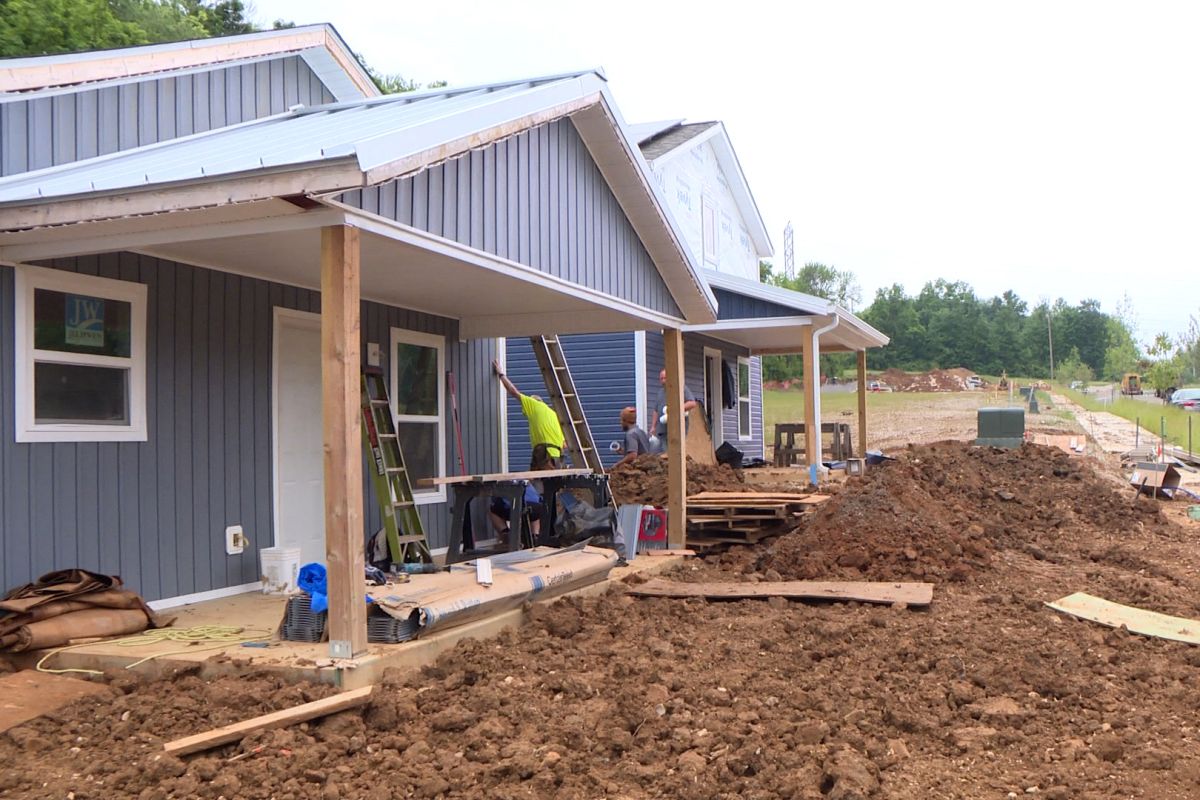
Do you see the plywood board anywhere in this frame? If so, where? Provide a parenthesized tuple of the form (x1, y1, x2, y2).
(628, 578, 934, 606)
(1046, 592, 1200, 644)
(0, 671, 109, 733)
(686, 410, 717, 466)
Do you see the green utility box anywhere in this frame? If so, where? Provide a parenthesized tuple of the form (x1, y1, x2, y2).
(975, 407, 1025, 448)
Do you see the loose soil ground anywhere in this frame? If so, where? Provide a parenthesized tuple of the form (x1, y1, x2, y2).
(5, 434, 1200, 798)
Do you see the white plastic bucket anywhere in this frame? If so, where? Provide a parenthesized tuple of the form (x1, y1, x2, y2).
(260, 547, 302, 594)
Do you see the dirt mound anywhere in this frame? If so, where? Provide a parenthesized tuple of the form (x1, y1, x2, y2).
(760, 441, 1167, 583)
(878, 367, 983, 392)
(608, 454, 744, 506)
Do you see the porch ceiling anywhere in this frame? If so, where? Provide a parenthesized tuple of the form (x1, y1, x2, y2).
(0, 203, 681, 340)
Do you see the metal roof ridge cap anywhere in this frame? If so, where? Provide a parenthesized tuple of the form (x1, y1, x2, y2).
(0, 107, 303, 191)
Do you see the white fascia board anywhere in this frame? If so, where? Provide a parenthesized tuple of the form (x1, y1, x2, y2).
(0, 206, 346, 263)
(335, 204, 688, 336)
(356, 75, 609, 179)
(575, 91, 719, 324)
(0, 161, 361, 230)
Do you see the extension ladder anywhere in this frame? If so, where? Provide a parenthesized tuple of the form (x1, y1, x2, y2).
(528, 335, 604, 473)
(361, 369, 432, 565)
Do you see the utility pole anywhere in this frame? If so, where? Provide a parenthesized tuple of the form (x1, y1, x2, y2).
(1047, 308, 1055, 380)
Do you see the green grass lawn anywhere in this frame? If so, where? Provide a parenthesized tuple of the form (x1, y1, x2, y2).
(1059, 385, 1198, 450)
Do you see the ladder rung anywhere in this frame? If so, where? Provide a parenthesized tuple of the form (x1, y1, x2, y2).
(385, 467, 407, 473)
(393, 535, 425, 544)
(378, 433, 397, 439)
(393, 500, 415, 508)
(370, 399, 390, 406)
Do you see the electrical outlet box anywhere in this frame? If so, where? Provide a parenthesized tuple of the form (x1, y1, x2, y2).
(367, 341, 381, 367)
(225, 525, 247, 555)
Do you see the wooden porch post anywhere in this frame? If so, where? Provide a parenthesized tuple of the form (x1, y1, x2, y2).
(664, 328, 687, 548)
(321, 225, 367, 657)
(802, 332, 820, 475)
(857, 350, 868, 459)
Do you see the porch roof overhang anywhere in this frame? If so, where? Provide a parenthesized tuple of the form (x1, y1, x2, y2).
(0, 199, 686, 340)
(686, 269, 891, 355)
(0, 70, 718, 325)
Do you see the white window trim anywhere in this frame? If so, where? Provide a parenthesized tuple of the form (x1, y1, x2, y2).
(389, 327, 446, 505)
(737, 356, 752, 441)
(14, 264, 148, 443)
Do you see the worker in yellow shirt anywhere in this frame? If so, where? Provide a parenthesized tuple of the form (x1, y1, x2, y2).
(493, 359, 566, 470)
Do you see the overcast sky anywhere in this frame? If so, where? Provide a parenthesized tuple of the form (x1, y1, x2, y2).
(251, 0, 1200, 342)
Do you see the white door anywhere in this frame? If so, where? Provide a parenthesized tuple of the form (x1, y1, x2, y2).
(273, 310, 326, 565)
(704, 348, 725, 448)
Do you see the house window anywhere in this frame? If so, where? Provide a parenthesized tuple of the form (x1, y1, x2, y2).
(14, 265, 147, 442)
(737, 357, 752, 440)
(390, 328, 445, 504)
(702, 196, 718, 264)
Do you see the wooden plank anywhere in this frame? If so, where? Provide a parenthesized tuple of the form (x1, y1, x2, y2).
(321, 225, 367, 656)
(418, 468, 590, 487)
(640, 549, 696, 557)
(689, 491, 823, 501)
(1046, 592, 1200, 644)
(628, 578, 934, 606)
(664, 328, 687, 548)
(164, 687, 373, 756)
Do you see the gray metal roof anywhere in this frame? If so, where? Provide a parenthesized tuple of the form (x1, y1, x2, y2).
(626, 118, 683, 144)
(0, 71, 605, 204)
(0, 23, 375, 97)
(639, 122, 719, 160)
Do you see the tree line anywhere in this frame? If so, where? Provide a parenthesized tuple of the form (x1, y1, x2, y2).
(760, 261, 1198, 389)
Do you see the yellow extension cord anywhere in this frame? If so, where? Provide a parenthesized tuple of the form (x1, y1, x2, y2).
(36, 624, 274, 676)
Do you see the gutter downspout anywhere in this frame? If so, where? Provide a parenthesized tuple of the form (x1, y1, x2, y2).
(808, 312, 841, 483)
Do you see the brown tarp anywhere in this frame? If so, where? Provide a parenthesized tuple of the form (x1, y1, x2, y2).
(0, 569, 169, 653)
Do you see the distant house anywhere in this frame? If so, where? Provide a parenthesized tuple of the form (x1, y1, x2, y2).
(0, 27, 721, 619)
(504, 120, 885, 468)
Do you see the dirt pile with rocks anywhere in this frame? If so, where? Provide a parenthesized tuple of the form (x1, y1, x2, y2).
(879, 367, 984, 392)
(6, 447, 1200, 799)
(759, 441, 1168, 584)
(608, 454, 745, 506)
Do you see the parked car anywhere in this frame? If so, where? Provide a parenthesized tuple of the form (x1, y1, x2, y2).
(1068, 380, 1084, 390)
(867, 380, 892, 392)
(965, 376, 984, 389)
(1169, 388, 1200, 411)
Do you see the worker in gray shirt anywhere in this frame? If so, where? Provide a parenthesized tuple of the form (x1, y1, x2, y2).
(652, 368, 698, 450)
(613, 407, 652, 468)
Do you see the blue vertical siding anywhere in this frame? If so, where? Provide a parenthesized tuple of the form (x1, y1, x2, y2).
(639, 331, 764, 461)
(0, 55, 336, 177)
(504, 333, 636, 470)
(341, 118, 682, 319)
(1, 257, 499, 601)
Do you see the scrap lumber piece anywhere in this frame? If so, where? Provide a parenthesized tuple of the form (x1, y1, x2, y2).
(688, 491, 830, 504)
(628, 579, 934, 606)
(1046, 592, 1200, 644)
(640, 549, 696, 557)
(163, 686, 373, 756)
(0, 671, 109, 733)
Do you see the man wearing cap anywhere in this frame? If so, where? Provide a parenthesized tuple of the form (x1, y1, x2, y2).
(613, 406, 652, 469)
(493, 359, 566, 470)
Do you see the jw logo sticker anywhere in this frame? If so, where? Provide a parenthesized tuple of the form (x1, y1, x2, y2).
(65, 294, 105, 348)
